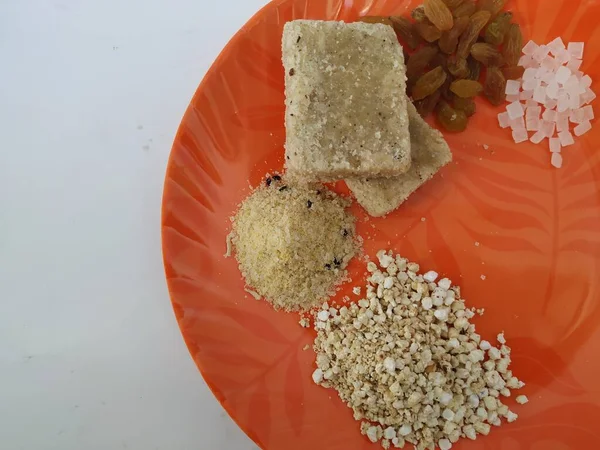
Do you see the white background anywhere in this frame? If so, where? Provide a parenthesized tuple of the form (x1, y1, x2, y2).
(0, 0, 269, 448)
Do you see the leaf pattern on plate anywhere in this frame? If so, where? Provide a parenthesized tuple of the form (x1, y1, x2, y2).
(162, 0, 600, 448)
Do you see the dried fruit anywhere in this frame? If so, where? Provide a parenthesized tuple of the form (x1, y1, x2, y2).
(502, 65, 525, 80)
(478, 0, 505, 16)
(415, 89, 442, 117)
(442, 0, 465, 9)
(430, 52, 448, 71)
(439, 15, 470, 54)
(467, 56, 481, 80)
(411, 5, 427, 22)
(437, 100, 468, 131)
(447, 55, 470, 78)
(453, 0, 476, 18)
(484, 11, 512, 45)
(357, 16, 393, 26)
(450, 79, 483, 97)
(454, 97, 476, 116)
(503, 23, 523, 66)
(457, 11, 492, 58)
(470, 42, 505, 66)
(424, 0, 454, 31)
(412, 66, 448, 100)
(389, 16, 423, 49)
(415, 21, 443, 42)
(484, 66, 507, 105)
(440, 73, 456, 102)
(407, 45, 439, 83)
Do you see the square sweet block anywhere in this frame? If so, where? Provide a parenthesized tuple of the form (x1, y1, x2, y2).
(282, 20, 411, 181)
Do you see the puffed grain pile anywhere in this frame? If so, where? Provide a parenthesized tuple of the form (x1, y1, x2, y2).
(231, 176, 358, 311)
(312, 250, 527, 450)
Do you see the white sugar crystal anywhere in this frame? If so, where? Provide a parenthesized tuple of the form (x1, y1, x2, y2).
(497, 112, 511, 128)
(567, 58, 582, 71)
(530, 130, 546, 144)
(526, 117, 539, 131)
(545, 98, 558, 110)
(558, 130, 574, 147)
(569, 92, 581, 109)
(549, 137, 561, 153)
(533, 85, 547, 103)
(542, 70, 556, 84)
(541, 120, 556, 138)
(506, 101, 524, 119)
(520, 90, 533, 100)
(568, 42, 584, 59)
(505, 80, 521, 96)
(546, 82, 560, 99)
(518, 54, 535, 68)
(512, 128, 528, 144)
(548, 36, 565, 55)
(523, 67, 537, 81)
(581, 88, 596, 105)
(533, 44, 549, 62)
(523, 40, 539, 55)
(570, 108, 586, 124)
(582, 105, 594, 121)
(551, 152, 563, 168)
(523, 78, 539, 92)
(555, 48, 571, 65)
(555, 66, 572, 85)
(509, 116, 525, 131)
(557, 93, 570, 112)
(526, 99, 538, 108)
(526, 105, 542, 118)
(574, 120, 592, 136)
(581, 74, 592, 89)
(541, 56, 557, 71)
(556, 113, 570, 132)
(542, 108, 557, 122)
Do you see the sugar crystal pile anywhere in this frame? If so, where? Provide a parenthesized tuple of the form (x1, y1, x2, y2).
(498, 37, 595, 168)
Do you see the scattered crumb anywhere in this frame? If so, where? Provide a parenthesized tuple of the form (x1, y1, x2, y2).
(299, 317, 310, 328)
(483, 144, 489, 150)
(303, 344, 311, 351)
(481, 275, 486, 280)
(421, 217, 426, 222)
(475, 242, 480, 247)
(244, 289, 261, 300)
(353, 286, 361, 296)
(224, 232, 233, 258)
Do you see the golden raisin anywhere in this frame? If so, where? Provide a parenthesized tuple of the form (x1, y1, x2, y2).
(406, 45, 439, 87)
(415, 21, 443, 42)
(502, 65, 525, 80)
(478, 0, 505, 16)
(389, 16, 423, 50)
(357, 16, 393, 26)
(430, 53, 448, 71)
(484, 11, 512, 46)
(443, 0, 465, 9)
(439, 15, 470, 54)
(412, 66, 448, 100)
(447, 55, 470, 78)
(454, 97, 476, 116)
(453, 0, 476, 18)
(470, 42, 505, 66)
(424, 0, 454, 31)
(457, 11, 491, 59)
(415, 89, 442, 118)
(503, 23, 523, 67)
(436, 100, 468, 131)
(483, 66, 507, 105)
(411, 5, 427, 22)
(450, 79, 483, 97)
(467, 56, 481, 80)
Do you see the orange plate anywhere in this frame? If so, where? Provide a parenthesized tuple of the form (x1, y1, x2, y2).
(162, 0, 600, 448)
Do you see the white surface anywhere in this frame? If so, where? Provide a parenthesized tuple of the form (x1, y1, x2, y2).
(0, 0, 269, 448)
